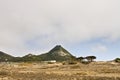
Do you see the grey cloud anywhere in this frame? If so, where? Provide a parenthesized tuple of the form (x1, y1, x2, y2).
(0, 0, 120, 56)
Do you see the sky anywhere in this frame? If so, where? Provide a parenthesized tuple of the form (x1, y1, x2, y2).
(0, 0, 120, 61)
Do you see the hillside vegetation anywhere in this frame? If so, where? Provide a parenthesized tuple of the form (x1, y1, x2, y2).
(0, 45, 76, 62)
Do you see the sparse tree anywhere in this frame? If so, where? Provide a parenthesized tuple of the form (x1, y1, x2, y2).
(77, 57, 84, 62)
(85, 56, 96, 62)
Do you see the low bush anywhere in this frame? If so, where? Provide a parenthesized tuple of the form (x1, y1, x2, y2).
(81, 61, 90, 64)
(0, 70, 9, 76)
(62, 61, 77, 65)
(68, 61, 77, 65)
(115, 58, 120, 63)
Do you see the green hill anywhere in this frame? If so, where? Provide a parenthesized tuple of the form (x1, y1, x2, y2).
(0, 45, 76, 62)
(39, 45, 75, 61)
(0, 51, 14, 62)
(21, 54, 41, 62)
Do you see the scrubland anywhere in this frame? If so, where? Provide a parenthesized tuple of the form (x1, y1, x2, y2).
(0, 61, 120, 80)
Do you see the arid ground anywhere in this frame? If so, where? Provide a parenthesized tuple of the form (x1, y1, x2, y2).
(0, 61, 120, 80)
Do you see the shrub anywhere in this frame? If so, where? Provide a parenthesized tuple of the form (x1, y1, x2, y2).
(81, 61, 90, 64)
(62, 61, 77, 65)
(68, 61, 77, 65)
(0, 70, 9, 76)
(115, 58, 120, 63)
(47, 62, 54, 64)
(62, 61, 66, 65)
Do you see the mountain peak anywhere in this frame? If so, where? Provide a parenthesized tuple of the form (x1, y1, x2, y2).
(49, 45, 72, 56)
(49, 45, 62, 52)
(39, 45, 75, 61)
(55, 45, 62, 47)
(53, 45, 62, 49)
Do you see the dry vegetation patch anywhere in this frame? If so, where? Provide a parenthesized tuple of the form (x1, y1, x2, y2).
(0, 62, 120, 80)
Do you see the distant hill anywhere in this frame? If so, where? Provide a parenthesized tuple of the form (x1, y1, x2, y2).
(0, 51, 14, 62)
(39, 45, 75, 61)
(0, 45, 76, 62)
(21, 53, 41, 62)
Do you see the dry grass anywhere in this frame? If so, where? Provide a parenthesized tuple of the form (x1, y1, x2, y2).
(0, 62, 120, 80)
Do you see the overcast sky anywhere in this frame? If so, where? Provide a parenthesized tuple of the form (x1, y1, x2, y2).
(0, 0, 120, 60)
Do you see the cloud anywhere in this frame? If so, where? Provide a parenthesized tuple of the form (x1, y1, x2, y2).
(0, 0, 120, 56)
(91, 44, 108, 53)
